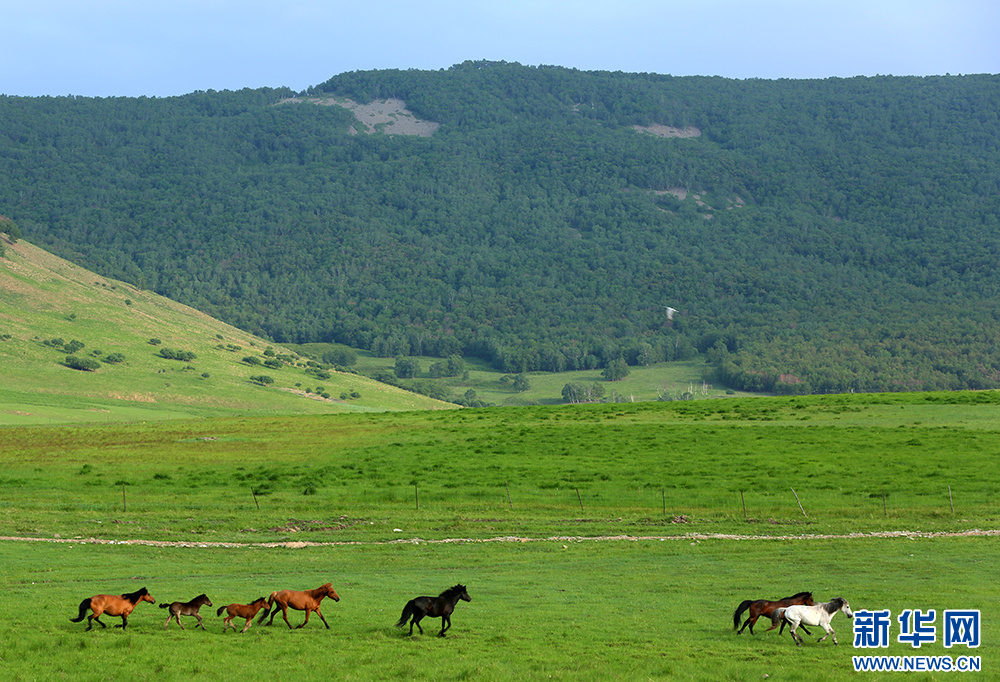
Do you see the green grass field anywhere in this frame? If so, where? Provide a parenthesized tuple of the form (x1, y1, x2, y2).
(1, 534, 994, 680)
(1, 392, 997, 679)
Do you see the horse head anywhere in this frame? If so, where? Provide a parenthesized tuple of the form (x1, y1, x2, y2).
(457, 585, 471, 602)
(323, 583, 341, 601)
(140, 591, 156, 605)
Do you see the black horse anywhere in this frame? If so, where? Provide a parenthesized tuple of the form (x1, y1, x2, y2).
(395, 584, 471, 636)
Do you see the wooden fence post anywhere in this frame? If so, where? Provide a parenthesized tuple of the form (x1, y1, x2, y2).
(791, 487, 807, 517)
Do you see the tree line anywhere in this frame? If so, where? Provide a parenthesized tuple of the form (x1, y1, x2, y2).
(2, 66, 1000, 392)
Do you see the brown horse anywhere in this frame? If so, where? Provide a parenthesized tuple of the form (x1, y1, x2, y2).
(70, 587, 156, 631)
(160, 593, 213, 630)
(259, 583, 340, 629)
(218, 597, 271, 633)
(395, 584, 471, 637)
(733, 591, 814, 635)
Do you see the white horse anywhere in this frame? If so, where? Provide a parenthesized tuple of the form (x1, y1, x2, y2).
(776, 597, 853, 646)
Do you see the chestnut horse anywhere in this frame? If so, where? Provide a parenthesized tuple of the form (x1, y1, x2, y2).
(160, 593, 213, 630)
(733, 591, 814, 635)
(218, 597, 271, 633)
(70, 587, 156, 631)
(395, 584, 471, 637)
(259, 582, 340, 629)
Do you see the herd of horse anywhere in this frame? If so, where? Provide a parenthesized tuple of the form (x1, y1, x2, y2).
(71, 583, 472, 637)
(732, 591, 855, 646)
(70, 584, 845, 645)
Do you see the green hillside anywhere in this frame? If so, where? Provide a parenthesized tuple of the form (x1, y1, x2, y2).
(2, 64, 1000, 393)
(0, 237, 453, 424)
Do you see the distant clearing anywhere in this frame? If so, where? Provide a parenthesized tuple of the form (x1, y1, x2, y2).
(278, 96, 440, 136)
(632, 124, 701, 138)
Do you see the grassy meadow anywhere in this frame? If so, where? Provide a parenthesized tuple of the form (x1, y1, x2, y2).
(1, 536, 996, 681)
(1, 392, 999, 679)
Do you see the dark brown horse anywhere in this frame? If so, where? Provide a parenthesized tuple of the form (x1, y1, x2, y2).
(259, 583, 340, 629)
(395, 584, 471, 637)
(218, 597, 271, 633)
(733, 591, 814, 635)
(160, 593, 213, 630)
(70, 587, 156, 631)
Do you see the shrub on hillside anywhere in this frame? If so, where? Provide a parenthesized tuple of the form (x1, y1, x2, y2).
(65, 356, 101, 371)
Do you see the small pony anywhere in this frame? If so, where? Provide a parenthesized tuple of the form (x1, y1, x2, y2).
(732, 591, 815, 635)
(775, 597, 854, 646)
(395, 584, 471, 637)
(218, 597, 271, 633)
(160, 593, 213, 630)
(70, 587, 156, 631)
(259, 582, 341, 629)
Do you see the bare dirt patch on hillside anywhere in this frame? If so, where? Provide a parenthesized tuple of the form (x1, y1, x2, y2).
(632, 124, 701, 138)
(278, 97, 440, 137)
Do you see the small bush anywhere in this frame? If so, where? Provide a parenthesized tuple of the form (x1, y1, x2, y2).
(160, 348, 196, 361)
(65, 356, 101, 371)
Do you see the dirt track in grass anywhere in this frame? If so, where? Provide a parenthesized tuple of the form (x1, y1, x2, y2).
(2, 528, 998, 549)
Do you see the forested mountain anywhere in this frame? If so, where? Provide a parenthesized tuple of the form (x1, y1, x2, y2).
(2, 62, 1000, 393)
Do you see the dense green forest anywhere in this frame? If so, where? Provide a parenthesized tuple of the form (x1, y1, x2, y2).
(2, 62, 1000, 393)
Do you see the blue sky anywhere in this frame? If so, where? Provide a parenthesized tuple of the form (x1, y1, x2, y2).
(3, 0, 999, 97)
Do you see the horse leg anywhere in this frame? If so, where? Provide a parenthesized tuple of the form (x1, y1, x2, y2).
(241, 618, 253, 634)
(790, 623, 802, 646)
(412, 615, 424, 635)
(315, 608, 331, 629)
(736, 617, 751, 635)
(281, 606, 295, 629)
(747, 614, 758, 635)
(176, 613, 185, 630)
(195, 613, 205, 630)
(817, 624, 835, 644)
(295, 608, 311, 629)
(439, 615, 451, 637)
(116, 615, 128, 630)
(164, 612, 172, 629)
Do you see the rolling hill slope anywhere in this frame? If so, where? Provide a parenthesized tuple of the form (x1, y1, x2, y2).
(0, 237, 453, 424)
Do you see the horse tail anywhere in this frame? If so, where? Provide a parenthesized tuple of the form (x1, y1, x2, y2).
(258, 592, 278, 624)
(159, 603, 170, 609)
(395, 600, 415, 628)
(217, 605, 227, 617)
(770, 607, 788, 628)
(70, 598, 92, 622)
(733, 600, 753, 629)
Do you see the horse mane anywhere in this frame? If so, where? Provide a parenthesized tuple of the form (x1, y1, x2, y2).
(824, 597, 845, 613)
(121, 587, 149, 603)
(439, 584, 467, 598)
(783, 591, 812, 601)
